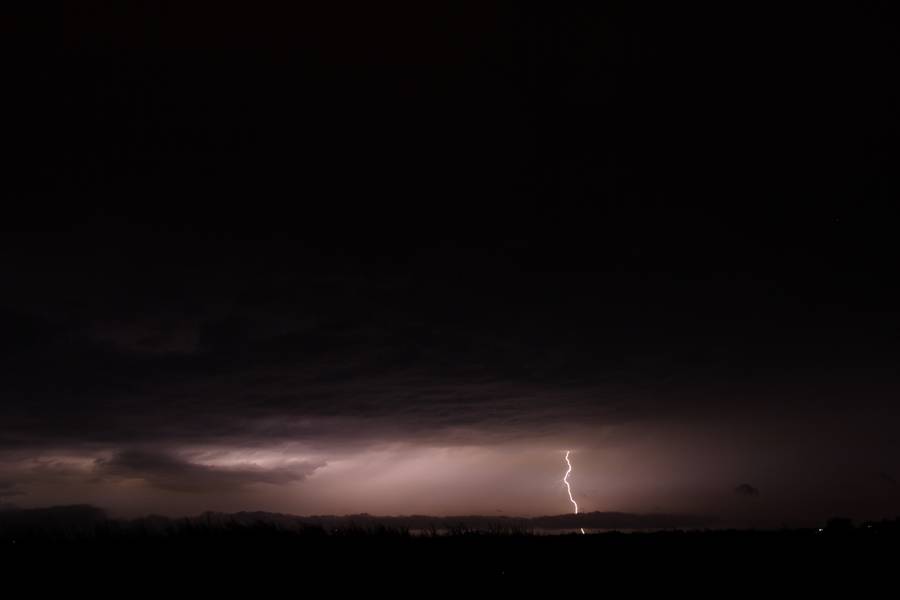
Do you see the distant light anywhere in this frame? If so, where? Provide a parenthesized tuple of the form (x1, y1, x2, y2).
(817, 528, 824, 532)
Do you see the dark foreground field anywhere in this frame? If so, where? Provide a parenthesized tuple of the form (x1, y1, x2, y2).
(2, 509, 899, 592)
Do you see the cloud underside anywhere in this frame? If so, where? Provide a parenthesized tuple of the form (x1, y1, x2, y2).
(93, 450, 324, 493)
(0, 308, 634, 450)
(0, 254, 669, 455)
(0, 480, 24, 499)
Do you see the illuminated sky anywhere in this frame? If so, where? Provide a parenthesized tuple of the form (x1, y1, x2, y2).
(4, 4, 899, 526)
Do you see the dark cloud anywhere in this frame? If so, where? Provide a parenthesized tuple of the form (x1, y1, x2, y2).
(734, 484, 760, 498)
(93, 450, 324, 493)
(2, 192, 899, 459)
(0, 275, 644, 453)
(0, 480, 24, 499)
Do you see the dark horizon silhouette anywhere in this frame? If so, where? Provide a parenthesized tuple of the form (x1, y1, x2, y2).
(0, 503, 721, 532)
(6, 502, 900, 536)
(3, 502, 898, 590)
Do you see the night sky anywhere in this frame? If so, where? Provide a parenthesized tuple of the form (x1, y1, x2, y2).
(3, 3, 899, 527)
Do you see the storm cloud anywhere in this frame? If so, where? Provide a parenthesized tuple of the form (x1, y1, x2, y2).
(93, 450, 324, 493)
(0, 480, 24, 499)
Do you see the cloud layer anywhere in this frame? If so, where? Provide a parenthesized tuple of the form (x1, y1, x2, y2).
(93, 450, 324, 493)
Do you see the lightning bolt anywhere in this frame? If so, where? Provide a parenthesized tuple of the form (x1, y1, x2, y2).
(564, 450, 586, 534)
